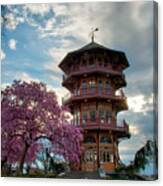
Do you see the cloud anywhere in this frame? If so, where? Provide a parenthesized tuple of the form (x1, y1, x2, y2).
(51, 4, 69, 17)
(119, 133, 152, 164)
(1, 83, 10, 90)
(44, 46, 74, 74)
(1, 50, 6, 61)
(14, 72, 39, 83)
(127, 94, 153, 113)
(24, 4, 51, 16)
(129, 125, 140, 135)
(8, 39, 17, 50)
(48, 74, 62, 83)
(48, 47, 68, 64)
(46, 86, 69, 105)
(2, 8, 24, 30)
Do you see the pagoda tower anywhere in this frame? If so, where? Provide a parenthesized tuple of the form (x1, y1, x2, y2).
(59, 39, 130, 172)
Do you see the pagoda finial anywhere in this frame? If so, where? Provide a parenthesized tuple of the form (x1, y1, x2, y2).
(90, 28, 99, 42)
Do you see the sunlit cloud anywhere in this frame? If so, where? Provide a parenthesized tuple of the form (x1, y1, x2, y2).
(4, 13, 24, 30)
(15, 72, 39, 83)
(46, 86, 69, 105)
(44, 47, 72, 74)
(8, 39, 17, 50)
(24, 4, 50, 16)
(1, 83, 10, 90)
(129, 125, 139, 135)
(1, 50, 6, 61)
(127, 94, 153, 113)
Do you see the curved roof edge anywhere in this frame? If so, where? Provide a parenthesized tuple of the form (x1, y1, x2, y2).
(59, 41, 129, 69)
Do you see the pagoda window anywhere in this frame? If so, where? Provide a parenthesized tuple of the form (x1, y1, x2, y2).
(85, 150, 95, 162)
(81, 80, 87, 95)
(82, 103, 88, 110)
(106, 111, 112, 124)
(98, 57, 102, 62)
(102, 152, 112, 162)
(105, 80, 110, 95)
(84, 136, 96, 143)
(77, 111, 80, 125)
(112, 61, 117, 70)
(69, 64, 72, 70)
(98, 80, 103, 94)
(89, 57, 95, 67)
(104, 61, 108, 67)
(76, 111, 80, 125)
(99, 110, 105, 123)
(81, 59, 87, 66)
(100, 136, 111, 144)
(90, 110, 96, 122)
(106, 153, 111, 162)
(89, 80, 96, 94)
(99, 62, 102, 67)
(82, 112, 87, 125)
(74, 89, 77, 96)
(77, 89, 80, 96)
(73, 113, 77, 125)
(74, 111, 80, 125)
(81, 80, 87, 87)
(74, 88, 80, 96)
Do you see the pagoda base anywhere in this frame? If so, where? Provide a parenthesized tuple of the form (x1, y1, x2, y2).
(77, 130, 123, 172)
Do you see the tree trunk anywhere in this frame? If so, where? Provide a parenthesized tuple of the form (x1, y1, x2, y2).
(7, 164, 12, 176)
(26, 164, 31, 176)
(18, 144, 29, 175)
(1, 157, 7, 170)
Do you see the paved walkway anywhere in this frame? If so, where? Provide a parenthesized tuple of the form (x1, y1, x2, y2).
(57, 171, 102, 179)
(56, 171, 149, 180)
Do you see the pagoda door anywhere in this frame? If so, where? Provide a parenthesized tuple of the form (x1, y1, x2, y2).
(83, 149, 97, 171)
(99, 149, 115, 171)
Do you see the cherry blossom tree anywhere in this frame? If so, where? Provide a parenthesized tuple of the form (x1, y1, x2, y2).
(1, 80, 83, 175)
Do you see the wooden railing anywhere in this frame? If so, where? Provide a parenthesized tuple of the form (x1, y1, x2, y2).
(62, 87, 126, 104)
(71, 118, 129, 132)
(62, 65, 124, 82)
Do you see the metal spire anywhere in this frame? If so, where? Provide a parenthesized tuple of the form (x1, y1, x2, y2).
(89, 28, 99, 42)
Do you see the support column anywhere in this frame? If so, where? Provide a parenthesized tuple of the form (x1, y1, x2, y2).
(97, 131, 100, 168)
(114, 135, 118, 167)
(110, 131, 116, 167)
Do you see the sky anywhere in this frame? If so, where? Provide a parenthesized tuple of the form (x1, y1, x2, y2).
(1, 1, 156, 164)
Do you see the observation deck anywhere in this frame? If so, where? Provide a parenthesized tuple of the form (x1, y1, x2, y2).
(62, 87, 128, 111)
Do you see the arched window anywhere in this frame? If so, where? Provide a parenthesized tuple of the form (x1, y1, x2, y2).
(100, 136, 111, 144)
(90, 110, 96, 122)
(106, 111, 112, 124)
(101, 152, 113, 162)
(81, 80, 87, 95)
(84, 150, 96, 162)
(89, 80, 95, 94)
(74, 111, 80, 125)
(82, 59, 86, 66)
(98, 80, 103, 94)
(81, 80, 87, 88)
(84, 136, 96, 143)
(105, 80, 110, 95)
(104, 61, 108, 67)
(99, 110, 105, 123)
(89, 57, 95, 67)
(82, 112, 87, 125)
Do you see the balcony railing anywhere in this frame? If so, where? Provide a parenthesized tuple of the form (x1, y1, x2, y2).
(62, 87, 126, 105)
(63, 65, 123, 82)
(71, 118, 129, 133)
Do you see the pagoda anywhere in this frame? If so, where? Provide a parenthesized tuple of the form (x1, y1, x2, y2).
(59, 36, 130, 172)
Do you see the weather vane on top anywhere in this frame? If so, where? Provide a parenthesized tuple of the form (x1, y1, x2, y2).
(89, 28, 99, 42)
